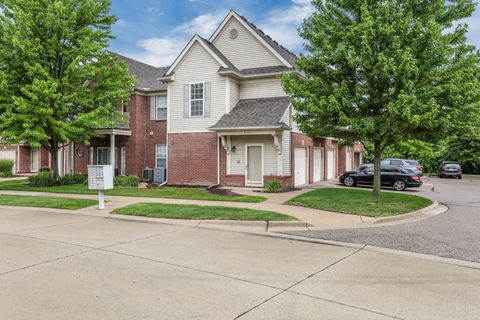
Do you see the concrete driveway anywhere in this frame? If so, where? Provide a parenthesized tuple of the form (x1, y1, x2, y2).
(286, 176, 480, 263)
(1, 206, 480, 319)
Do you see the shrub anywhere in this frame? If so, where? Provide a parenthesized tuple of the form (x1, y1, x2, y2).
(39, 167, 51, 173)
(264, 180, 283, 193)
(114, 175, 140, 187)
(29, 172, 54, 187)
(59, 174, 87, 185)
(0, 159, 14, 177)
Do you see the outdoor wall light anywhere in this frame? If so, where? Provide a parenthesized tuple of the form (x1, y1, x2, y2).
(149, 131, 154, 136)
(231, 146, 236, 153)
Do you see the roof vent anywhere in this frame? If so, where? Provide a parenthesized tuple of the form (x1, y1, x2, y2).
(229, 28, 239, 39)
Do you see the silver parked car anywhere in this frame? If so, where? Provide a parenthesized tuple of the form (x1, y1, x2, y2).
(381, 158, 423, 176)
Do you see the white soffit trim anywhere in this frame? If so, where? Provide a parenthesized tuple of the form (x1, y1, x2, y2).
(208, 10, 293, 68)
(166, 35, 228, 75)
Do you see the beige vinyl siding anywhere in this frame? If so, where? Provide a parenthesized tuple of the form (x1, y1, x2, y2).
(212, 17, 283, 70)
(169, 42, 226, 132)
(230, 79, 240, 110)
(230, 136, 278, 176)
(239, 78, 287, 100)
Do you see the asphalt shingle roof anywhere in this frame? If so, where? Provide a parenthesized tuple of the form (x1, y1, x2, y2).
(209, 97, 291, 130)
(112, 52, 169, 92)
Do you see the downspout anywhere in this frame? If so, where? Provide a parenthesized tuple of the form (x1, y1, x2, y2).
(217, 135, 220, 185)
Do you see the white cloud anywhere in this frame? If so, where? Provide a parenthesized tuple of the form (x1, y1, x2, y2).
(174, 12, 226, 38)
(268, 0, 315, 24)
(259, 0, 314, 52)
(130, 37, 187, 67)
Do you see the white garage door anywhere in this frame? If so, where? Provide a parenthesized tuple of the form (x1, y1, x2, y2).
(0, 150, 16, 173)
(313, 148, 323, 182)
(327, 150, 336, 180)
(294, 147, 307, 186)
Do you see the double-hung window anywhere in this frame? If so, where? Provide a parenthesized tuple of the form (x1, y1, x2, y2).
(156, 95, 167, 119)
(150, 95, 167, 120)
(155, 144, 167, 168)
(190, 82, 204, 117)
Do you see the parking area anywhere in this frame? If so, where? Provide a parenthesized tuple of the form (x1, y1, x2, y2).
(1, 201, 480, 319)
(287, 176, 480, 263)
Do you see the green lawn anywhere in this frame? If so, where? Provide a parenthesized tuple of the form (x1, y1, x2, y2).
(287, 188, 433, 217)
(0, 194, 97, 210)
(113, 203, 297, 221)
(0, 179, 265, 203)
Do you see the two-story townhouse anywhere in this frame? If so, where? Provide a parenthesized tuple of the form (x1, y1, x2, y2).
(160, 10, 362, 187)
(1, 10, 363, 185)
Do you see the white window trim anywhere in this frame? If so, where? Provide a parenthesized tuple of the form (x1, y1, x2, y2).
(155, 144, 167, 168)
(97, 147, 118, 169)
(155, 95, 168, 120)
(189, 82, 205, 117)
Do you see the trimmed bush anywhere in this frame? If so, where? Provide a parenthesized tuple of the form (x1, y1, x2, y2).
(0, 159, 14, 177)
(264, 180, 283, 193)
(29, 172, 55, 187)
(59, 174, 87, 185)
(39, 167, 51, 173)
(114, 175, 140, 187)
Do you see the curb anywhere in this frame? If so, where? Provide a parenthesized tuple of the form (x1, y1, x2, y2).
(372, 201, 446, 225)
(235, 231, 480, 270)
(107, 213, 310, 230)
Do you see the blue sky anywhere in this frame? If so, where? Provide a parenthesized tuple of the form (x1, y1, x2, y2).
(109, 0, 480, 67)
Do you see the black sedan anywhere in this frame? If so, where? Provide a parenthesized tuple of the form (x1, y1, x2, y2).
(339, 166, 422, 191)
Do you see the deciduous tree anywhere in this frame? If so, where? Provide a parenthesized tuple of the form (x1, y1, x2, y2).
(283, 0, 480, 195)
(0, 0, 134, 181)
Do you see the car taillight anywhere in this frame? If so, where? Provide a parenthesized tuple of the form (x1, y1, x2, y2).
(411, 176, 420, 182)
(416, 165, 423, 171)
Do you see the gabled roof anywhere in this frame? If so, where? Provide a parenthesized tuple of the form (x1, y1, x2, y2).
(209, 97, 291, 130)
(165, 35, 235, 76)
(209, 10, 298, 70)
(112, 52, 169, 92)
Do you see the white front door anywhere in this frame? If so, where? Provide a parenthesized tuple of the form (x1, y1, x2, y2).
(346, 150, 352, 171)
(313, 148, 323, 182)
(245, 144, 263, 186)
(0, 150, 16, 173)
(31, 149, 39, 173)
(327, 150, 336, 180)
(294, 147, 308, 186)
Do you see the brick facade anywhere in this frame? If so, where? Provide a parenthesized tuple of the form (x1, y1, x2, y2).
(168, 132, 218, 186)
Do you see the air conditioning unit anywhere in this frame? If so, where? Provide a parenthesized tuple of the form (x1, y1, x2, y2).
(153, 168, 167, 184)
(142, 168, 154, 182)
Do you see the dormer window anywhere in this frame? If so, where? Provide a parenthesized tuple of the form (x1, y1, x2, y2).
(190, 82, 204, 117)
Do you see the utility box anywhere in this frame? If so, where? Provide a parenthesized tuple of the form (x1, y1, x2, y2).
(87, 165, 113, 210)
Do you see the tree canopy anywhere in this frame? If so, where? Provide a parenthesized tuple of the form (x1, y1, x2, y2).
(0, 0, 134, 180)
(283, 0, 480, 195)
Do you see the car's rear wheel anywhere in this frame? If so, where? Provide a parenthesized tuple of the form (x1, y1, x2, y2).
(458, 175, 462, 179)
(393, 180, 406, 191)
(343, 177, 355, 187)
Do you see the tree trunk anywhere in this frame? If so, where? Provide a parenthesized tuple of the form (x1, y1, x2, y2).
(50, 143, 60, 183)
(372, 142, 383, 197)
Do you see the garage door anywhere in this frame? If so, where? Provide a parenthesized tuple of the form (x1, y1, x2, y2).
(0, 150, 16, 173)
(313, 148, 323, 182)
(294, 147, 307, 186)
(327, 150, 336, 180)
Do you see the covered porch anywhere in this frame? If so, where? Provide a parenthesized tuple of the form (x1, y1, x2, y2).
(93, 129, 132, 176)
(209, 96, 292, 188)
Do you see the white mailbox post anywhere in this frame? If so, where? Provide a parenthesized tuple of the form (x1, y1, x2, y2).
(87, 165, 114, 210)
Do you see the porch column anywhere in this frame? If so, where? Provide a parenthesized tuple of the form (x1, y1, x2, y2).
(110, 134, 115, 176)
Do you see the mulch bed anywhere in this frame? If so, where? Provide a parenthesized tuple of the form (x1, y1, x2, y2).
(208, 188, 243, 197)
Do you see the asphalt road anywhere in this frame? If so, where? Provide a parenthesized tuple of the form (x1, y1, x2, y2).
(285, 176, 480, 263)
